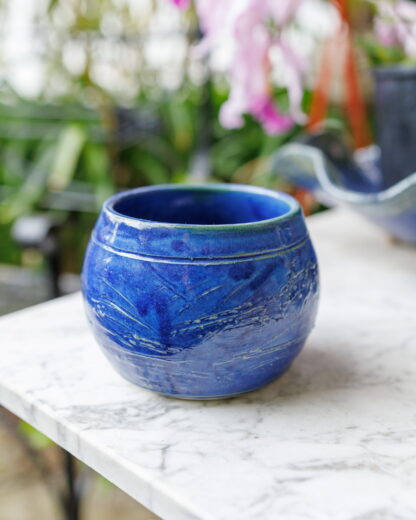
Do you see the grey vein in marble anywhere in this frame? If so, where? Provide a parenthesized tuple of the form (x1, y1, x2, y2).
(0, 209, 415, 520)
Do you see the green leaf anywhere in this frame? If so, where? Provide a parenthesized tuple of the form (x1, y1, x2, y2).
(0, 143, 55, 224)
(47, 0, 59, 13)
(84, 143, 114, 208)
(164, 100, 195, 153)
(132, 149, 171, 185)
(48, 124, 86, 191)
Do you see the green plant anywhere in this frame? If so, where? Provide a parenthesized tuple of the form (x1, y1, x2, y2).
(0, 0, 304, 270)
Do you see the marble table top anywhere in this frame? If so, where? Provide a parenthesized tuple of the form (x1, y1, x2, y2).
(0, 209, 415, 520)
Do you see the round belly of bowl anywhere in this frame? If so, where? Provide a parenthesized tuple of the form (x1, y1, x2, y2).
(82, 184, 319, 399)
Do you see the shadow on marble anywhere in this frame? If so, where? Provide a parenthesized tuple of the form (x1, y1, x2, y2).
(221, 346, 355, 406)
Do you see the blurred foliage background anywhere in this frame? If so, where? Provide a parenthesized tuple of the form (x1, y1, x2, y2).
(0, 4, 310, 517)
(0, 0, 311, 273)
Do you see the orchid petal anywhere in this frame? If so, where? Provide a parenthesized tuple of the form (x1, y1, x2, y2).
(169, 0, 191, 10)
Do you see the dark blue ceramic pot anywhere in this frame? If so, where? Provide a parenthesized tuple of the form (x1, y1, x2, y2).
(82, 184, 319, 399)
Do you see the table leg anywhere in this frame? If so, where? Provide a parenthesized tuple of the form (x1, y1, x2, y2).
(63, 450, 81, 520)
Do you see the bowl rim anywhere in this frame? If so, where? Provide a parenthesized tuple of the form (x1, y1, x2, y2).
(103, 183, 301, 232)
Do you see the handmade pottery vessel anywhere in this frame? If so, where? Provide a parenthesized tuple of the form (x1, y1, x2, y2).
(272, 134, 416, 244)
(82, 184, 319, 399)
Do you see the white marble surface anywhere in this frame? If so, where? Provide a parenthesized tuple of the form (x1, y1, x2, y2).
(1, 209, 416, 520)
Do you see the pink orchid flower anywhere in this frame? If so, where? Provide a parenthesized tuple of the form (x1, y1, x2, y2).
(170, 0, 305, 134)
(169, 0, 191, 10)
(220, 0, 297, 134)
(375, 0, 416, 58)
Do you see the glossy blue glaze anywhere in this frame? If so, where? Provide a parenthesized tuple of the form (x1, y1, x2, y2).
(82, 184, 319, 399)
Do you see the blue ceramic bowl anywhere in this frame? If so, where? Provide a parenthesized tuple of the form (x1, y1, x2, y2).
(82, 184, 319, 399)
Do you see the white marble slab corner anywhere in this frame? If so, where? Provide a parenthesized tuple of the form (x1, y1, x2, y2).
(0, 209, 416, 520)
